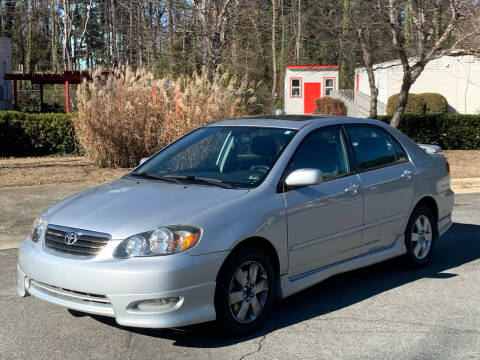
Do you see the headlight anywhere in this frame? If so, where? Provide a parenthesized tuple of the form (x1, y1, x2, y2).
(30, 213, 48, 243)
(113, 225, 202, 258)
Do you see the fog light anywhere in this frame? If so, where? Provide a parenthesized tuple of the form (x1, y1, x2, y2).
(134, 297, 183, 312)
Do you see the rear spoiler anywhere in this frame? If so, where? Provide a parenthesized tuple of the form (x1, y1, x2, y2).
(418, 144, 442, 154)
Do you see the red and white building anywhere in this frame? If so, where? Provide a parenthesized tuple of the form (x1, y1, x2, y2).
(283, 65, 339, 115)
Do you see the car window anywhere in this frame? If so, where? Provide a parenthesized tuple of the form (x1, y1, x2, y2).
(392, 136, 408, 161)
(346, 125, 401, 171)
(134, 126, 297, 188)
(288, 126, 350, 181)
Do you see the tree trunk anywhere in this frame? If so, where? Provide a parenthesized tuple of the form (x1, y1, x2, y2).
(295, 0, 301, 64)
(166, 0, 174, 49)
(357, 29, 377, 119)
(26, 0, 34, 74)
(271, 0, 278, 107)
(339, 0, 350, 89)
(366, 67, 378, 119)
(129, 0, 133, 66)
(390, 72, 413, 128)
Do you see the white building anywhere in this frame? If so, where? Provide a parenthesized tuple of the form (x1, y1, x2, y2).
(354, 54, 480, 115)
(284, 65, 339, 115)
(0, 37, 12, 110)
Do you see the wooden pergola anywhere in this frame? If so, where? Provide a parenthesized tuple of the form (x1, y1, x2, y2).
(4, 71, 93, 113)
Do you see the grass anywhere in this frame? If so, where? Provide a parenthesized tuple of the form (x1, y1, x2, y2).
(0, 156, 130, 187)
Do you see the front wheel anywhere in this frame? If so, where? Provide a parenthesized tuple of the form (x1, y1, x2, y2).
(214, 247, 275, 336)
(403, 205, 437, 268)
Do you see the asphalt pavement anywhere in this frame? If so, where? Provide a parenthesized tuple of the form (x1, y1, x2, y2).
(0, 193, 479, 359)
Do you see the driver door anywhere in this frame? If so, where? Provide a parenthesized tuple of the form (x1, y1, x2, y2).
(284, 126, 364, 277)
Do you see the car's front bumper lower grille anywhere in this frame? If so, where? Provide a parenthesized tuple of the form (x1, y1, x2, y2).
(29, 280, 110, 304)
(45, 225, 111, 256)
(27, 279, 114, 316)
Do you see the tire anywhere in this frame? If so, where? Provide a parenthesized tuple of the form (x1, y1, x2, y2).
(214, 246, 276, 336)
(403, 205, 437, 268)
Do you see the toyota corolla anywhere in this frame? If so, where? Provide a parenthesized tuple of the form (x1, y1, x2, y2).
(17, 115, 454, 335)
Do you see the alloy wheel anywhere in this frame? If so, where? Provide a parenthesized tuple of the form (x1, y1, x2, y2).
(228, 261, 269, 324)
(411, 214, 432, 260)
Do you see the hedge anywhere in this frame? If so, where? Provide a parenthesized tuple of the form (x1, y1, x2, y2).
(379, 114, 480, 150)
(1, 111, 479, 157)
(421, 93, 449, 114)
(386, 92, 449, 115)
(386, 93, 425, 115)
(0, 111, 79, 156)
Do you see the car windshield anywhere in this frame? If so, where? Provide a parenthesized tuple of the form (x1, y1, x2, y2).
(131, 126, 297, 188)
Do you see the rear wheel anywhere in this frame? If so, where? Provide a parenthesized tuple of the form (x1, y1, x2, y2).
(403, 205, 437, 267)
(214, 247, 275, 336)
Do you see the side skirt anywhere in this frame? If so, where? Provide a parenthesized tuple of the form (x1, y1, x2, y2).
(278, 236, 407, 299)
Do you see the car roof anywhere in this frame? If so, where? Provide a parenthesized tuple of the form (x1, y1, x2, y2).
(207, 115, 386, 130)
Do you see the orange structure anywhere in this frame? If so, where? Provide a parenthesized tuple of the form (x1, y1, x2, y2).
(4, 71, 103, 113)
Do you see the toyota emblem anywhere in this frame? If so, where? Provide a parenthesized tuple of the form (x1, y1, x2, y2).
(64, 233, 78, 246)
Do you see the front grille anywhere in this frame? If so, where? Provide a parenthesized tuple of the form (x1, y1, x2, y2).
(29, 280, 110, 305)
(45, 224, 111, 256)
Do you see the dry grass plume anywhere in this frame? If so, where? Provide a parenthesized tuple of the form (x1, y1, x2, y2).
(75, 68, 258, 167)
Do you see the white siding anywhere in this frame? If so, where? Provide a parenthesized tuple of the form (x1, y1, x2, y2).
(355, 55, 480, 114)
(284, 68, 339, 115)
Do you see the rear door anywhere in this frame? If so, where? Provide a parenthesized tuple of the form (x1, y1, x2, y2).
(284, 126, 364, 277)
(345, 125, 416, 253)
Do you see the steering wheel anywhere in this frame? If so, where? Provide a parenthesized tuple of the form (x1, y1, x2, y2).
(250, 165, 270, 174)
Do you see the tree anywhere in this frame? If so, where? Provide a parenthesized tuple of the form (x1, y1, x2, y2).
(271, 0, 278, 105)
(386, 0, 480, 128)
(191, 0, 235, 72)
(349, 0, 392, 119)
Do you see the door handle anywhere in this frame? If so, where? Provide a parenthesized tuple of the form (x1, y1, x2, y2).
(401, 170, 413, 180)
(345, 183, 361, 194)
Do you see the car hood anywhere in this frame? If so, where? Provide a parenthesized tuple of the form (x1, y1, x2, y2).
(46, 177, 249, 239)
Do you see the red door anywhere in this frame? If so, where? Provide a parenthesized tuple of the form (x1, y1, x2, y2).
(304, 82, 321, 114)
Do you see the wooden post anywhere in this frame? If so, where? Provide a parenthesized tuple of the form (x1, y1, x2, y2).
(13, 79, 18, 110)
(39, 84, 44, 112)
(152, 85, 157, 106)
(65, 80, 70, 113)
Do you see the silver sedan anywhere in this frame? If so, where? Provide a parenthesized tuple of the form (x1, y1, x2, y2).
(17, 115, 454, 335)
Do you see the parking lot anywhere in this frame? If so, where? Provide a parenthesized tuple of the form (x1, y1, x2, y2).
(1, 192, 479, 360)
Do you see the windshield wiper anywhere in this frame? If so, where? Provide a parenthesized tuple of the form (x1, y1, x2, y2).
(163, 175, 232, 189)
(130, 171, 181, 184)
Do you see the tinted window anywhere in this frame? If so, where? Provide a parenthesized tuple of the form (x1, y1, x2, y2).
(392, 137, 408, 161)
(346, 125, 400, 171)
(289, 127, 349, 181)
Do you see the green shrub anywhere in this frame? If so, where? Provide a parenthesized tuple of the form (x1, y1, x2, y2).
(420, 93, 449, 114)
(314, 97, 347, 115)
(379, 114, 480, 150)
(0, 111, 78, 156)
(386, 93, 425, 115)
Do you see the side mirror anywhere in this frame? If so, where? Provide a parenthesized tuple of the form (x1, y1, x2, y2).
(285, 168, 323, 188)
(139, 157, 150, 166)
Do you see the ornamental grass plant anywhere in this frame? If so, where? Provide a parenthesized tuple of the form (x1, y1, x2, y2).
(75, 68, 258, 167)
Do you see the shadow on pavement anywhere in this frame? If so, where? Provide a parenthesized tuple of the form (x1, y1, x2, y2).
(82, 222, 480, 347)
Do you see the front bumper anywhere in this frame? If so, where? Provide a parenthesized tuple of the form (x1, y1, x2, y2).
(17, 238, 227, 328)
